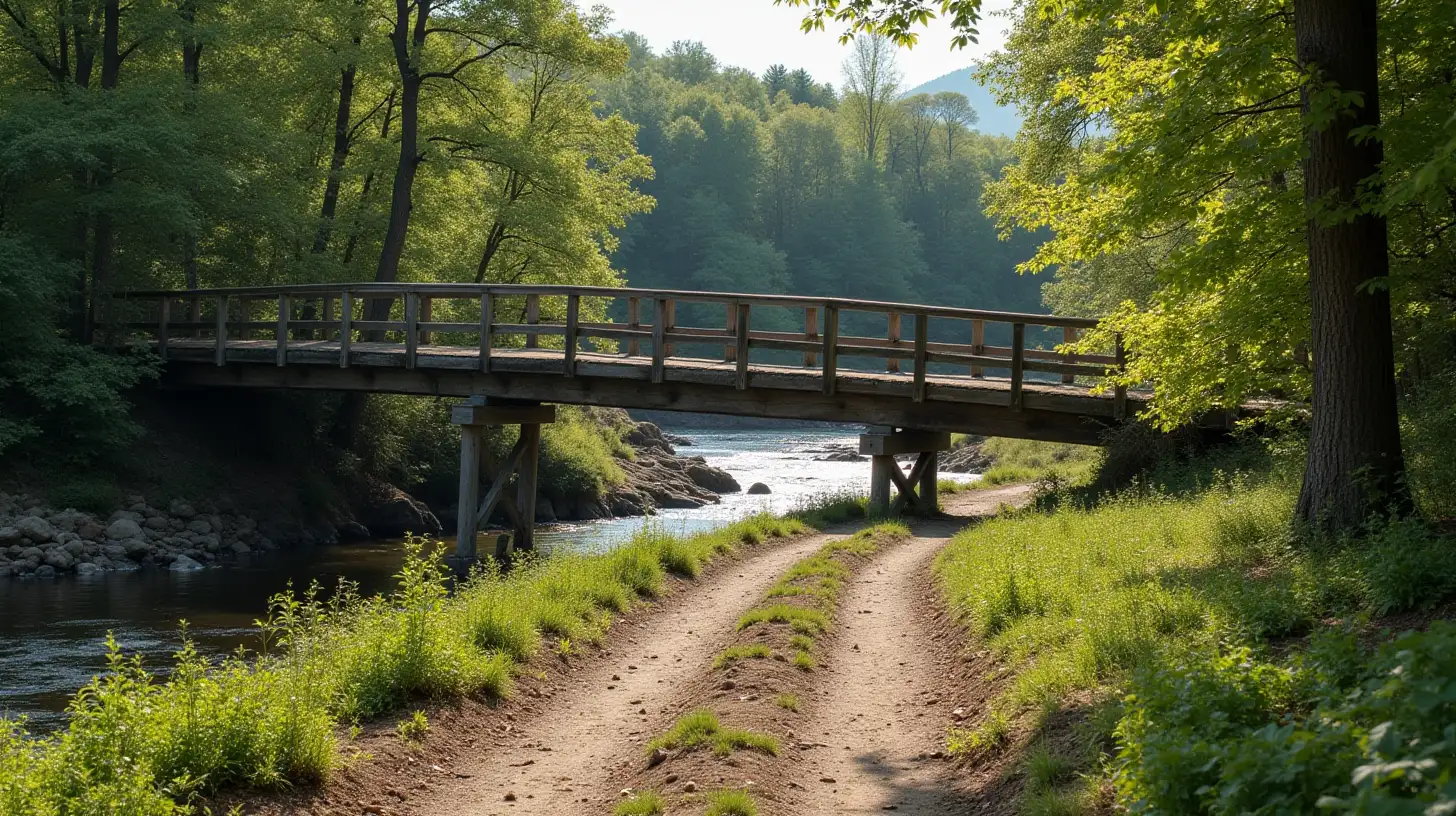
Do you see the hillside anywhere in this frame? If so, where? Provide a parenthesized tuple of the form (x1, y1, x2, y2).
(905, 67, 1022, 137)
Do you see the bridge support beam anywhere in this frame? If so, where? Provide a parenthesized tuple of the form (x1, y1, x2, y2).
(861, 427, 952, 517)
(450, 398, 555, 572)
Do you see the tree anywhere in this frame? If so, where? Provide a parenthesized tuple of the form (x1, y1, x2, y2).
(762, 63, 789, 99)
(840, 33, 900, 164)
(659, 39, 717, 85)
(930, 90, 976, 162)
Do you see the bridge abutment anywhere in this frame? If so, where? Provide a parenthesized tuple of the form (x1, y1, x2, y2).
(450, 398, 555, 572)
(861, 427, 951, 516)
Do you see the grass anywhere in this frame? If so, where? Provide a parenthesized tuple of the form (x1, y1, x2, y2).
(773, 693, 800, 711)
(614, 790, 666, 815)
(791, 650, 815, 670)
(647, 710, 779, 758)
(713, 644, 772, 669)
(735, 604, 830, 634)
(395, 710, 429, 743)
(967, 438, 1099, 488)
(933, 442, 1456, 813)
(703, 789, 759, 816)
(0, 499, 852, 814)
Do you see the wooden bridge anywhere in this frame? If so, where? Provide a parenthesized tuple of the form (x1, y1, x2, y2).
(115, 282, 1144, 561)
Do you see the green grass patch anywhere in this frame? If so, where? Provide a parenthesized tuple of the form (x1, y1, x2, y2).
(713, 644, 772, 669)
(736, 604, 830, 634)
(935, 445, 1456, 812)
(614, 790, 666, 815)
(791, 650, 815, 671)
(969, 438, 1098, 488)
(704, 789, 759, 816)
(395, 710, 429, 743)
(647, 710, 779, 758)
(789, 634, 815, 651)
(774, 693, 800, 711)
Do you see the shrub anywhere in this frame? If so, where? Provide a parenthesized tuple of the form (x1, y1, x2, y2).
(396, 711, 429, 743)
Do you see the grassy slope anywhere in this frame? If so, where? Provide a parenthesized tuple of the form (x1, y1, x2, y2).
(934, 445, 1456, 814)
(0, 497, 866, 815)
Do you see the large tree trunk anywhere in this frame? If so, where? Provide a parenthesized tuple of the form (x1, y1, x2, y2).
(1293, 0, 1409, 530)
(373, 74, 420, 290)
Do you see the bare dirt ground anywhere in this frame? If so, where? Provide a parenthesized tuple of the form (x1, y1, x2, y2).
(409, 529, 843, 816)
(784, 484, 1032, 815)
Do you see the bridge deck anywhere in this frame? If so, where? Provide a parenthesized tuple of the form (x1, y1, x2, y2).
(156, 338, 1138, 444)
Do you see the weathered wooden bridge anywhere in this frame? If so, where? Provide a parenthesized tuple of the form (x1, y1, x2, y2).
(116, 282, 1144, 561)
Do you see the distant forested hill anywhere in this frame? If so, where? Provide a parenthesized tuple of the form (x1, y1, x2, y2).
(904, 68, 1022, 137)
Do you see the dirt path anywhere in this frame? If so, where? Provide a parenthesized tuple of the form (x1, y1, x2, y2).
(790, 485, 1033, 815)
(416, 530, 842, 816)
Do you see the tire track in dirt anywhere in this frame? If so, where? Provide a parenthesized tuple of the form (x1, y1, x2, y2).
(416, 529, 844, 816)
(789, 485, 1033, 815)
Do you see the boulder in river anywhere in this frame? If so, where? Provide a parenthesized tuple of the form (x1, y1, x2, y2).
(356, 484, 442, 538)
(170, 554, 204, 571)
(336, 520, 371, 542)
(17, 516, 53, 543)
(106, 518, 143, 540)
(747, 483, 772, 495)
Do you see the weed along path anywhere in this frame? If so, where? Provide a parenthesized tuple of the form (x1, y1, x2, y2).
(414, 529, 842, 816)
(784, 484, 1033, 814)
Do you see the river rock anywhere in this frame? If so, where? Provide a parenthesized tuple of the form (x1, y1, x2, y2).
(170, 553, 204, 571)
(75, 561, 104, 576)
(747, 483, 772, 495)
(659, 494, 708, 509)
(941, 440, 992, 473)
(535, 498, 557, 524)
(357, 486, 441, 538)
(229, 540, 251, 555)
(0, 527, 20, 545)
(144, 516, 170, 531)
(44, 550, 73, 570)
(106, 518, 144, 540)
(169, 499, 197, 519)
(686, 463, 741, 493)
(77, 521, 106, 540)
(17, 516, 54, 543)
(185, 519, 212, 535)
(816, 451, 865, 462)
(336, 520, 371, 542)
(34, 564, 56, 578)
(121, 538, 152, 557)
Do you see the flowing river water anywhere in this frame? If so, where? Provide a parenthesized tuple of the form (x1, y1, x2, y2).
(0, 426, 977, 730)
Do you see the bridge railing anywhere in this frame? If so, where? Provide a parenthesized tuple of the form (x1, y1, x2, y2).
(116, 283, 1128, 416)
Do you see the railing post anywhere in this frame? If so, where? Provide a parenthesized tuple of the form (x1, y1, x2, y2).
(821, 304, 838, 396)
(1010, 322, 1025, 411)
(627, 296, 641, 357)
(724, 302, 736, 363)
(1062, 326, 1077, 385)
(339, 291, 352, 368)
(213, 296, 227, 366)
(804, 306, 819, 368)
(663, 299, 676, 358)
(189, 296, 201, 339)
(887, 312, 901, 373)
(480, 292, 493, 373)
(971, 319, 985, 378)
(418, 296, 432, 345)
(651, 297, 668, 384)
(912, 313, 928, 402)
(158, 298, 170, 361)
(322, 296, 334, 341)
(524, 294, 540, 349)
(275, 294, 288, 367)
(236, 298, 251, 340)
(735, 303, 751, 389)
(564, 294, 579, 377)
(1114, 332, 1128, 420)
(404, 291, 419, 370)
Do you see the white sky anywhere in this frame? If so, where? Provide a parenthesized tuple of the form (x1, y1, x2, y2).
(594, 0, 1016, 90)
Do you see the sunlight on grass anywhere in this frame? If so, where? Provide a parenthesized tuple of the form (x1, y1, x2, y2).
(647, 710, 779, 758)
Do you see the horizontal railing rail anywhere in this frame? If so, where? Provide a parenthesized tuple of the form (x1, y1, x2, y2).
(113, 283, 1129, 418)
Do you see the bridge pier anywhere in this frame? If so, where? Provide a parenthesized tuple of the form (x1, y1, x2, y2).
(450, 398, 555, 572)
(861, 427, 951, 516)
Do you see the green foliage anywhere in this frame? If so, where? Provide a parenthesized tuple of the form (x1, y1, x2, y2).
(714, 644, 772, 669)
(614, 790, 666, 816)
(774, 693, 800, 712)
(736, 604, 830, 634)
(396, 711, 429, 744)
(971, 438, 1099, 489)
(647, 710, 779, 758)
(703, 788, 760, 816)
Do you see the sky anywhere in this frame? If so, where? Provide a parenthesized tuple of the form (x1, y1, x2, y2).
(594, 0, 1017, 90)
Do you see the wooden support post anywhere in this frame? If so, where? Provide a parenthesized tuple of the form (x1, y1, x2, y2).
(514, 423, 541, 552)
(1010, 322, 1025, 411)
(627, 297, 641, 357)
(912, 312, 928, 403)
(418, 297, 432, 345)
(213, 296, 227, 366)
(971, 319, 985, 378)
(663, 299, 677, 357)
(275, 294, 289, 367)
(339, 292, 352, 368)
(734, 303, 751, 389)
(404, 292, 419, 370)
(480, 293, 493, 373)
(869, 455, 894, 516)
(724, 302, 736, 363)
(886, 312, 901, 373)
(525, 294, 540, 349)
(1061, 326, 1077, 385)
(564, 294, 579, 377)
(651, 298, 668, 384)
(158, 299, 171, 361)
(918, 450, 939, 515)
(804, 306, 819, 368)
(1114, 332, 1128, 421)
(455, 422, 482, 560)
(821, 305, 838, 395)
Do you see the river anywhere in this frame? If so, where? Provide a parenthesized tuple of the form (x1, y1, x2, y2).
(0, 426, 976, 730)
